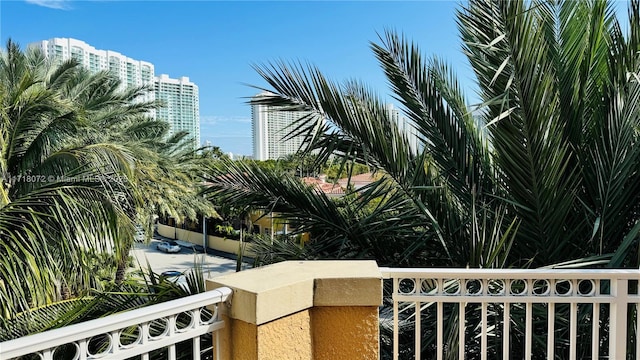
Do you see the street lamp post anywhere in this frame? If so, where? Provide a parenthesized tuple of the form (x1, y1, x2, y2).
(202, 214, 207, 253)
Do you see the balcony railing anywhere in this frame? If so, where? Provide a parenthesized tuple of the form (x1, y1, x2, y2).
(3, 263, 640, 360)
(380, 268, 640, 360)
(0, 287, 232, 360)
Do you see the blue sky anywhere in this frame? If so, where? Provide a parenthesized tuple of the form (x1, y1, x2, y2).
(1, 1, 630, 155)
(1, 0, 469, 155)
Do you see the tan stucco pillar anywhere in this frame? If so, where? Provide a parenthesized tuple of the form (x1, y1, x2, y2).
(207, 260, 382, 360)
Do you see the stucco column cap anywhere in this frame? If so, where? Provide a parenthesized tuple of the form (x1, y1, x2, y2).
(207, 260, 382, 325)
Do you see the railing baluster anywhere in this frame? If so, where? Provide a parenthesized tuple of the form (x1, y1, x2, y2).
(78, 338, 87, 360)
(503, 300, 510, 359)
(437, 297, 443, 360)
(169, 314, 177, 336)
(481, 301, 487, 360)
(459, 301, 465, 360)
(192, 336, 200, 360)
(591, 302, 599, 359)
(569, 302, 577, 359)
(525, 301, 532, 360)
(482, 278, 488, 360)
(393, 277, 399, 360)
(111, 330, 120, 356)
(548, 302, 555, 360)
(592, 280, 600, 360)
(415, 296, 421, 360)
(141, 322, 149, 344)
(141, 321, 150, 360)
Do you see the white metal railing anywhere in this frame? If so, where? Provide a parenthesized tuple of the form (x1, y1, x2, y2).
(0, 287, 232, 360)
(380, 268, 640, 360)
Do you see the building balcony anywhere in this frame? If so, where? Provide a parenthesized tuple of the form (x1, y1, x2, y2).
(1, 261, 639, 359)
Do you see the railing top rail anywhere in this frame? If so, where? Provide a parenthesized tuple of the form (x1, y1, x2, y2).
(0, 287, 232, 358)
(379, 267, 640, 279)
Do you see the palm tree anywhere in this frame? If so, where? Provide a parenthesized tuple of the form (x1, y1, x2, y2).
(205, 1, 639, 357)
(205, 1, 639, 358)
(0, 41, 145, 317)
(0, 40, 217, 317)
(206, 0, 640, 269)
(103, 119, 219, 281)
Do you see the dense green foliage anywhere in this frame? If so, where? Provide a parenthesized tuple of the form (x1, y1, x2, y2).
(204, 2, 640, 357)
(206, 0, 640, 270)
(0, 263, 215, 360)
(0, 263, 208, 341)
(0, 41, 215, 320)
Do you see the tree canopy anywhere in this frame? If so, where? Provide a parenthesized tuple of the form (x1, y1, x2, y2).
(0, 41, 216, 318)
(206, 0, 640, 269)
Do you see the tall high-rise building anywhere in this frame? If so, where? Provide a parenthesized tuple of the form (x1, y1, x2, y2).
(252, 92, 311, 161)
(155, 74, 200, 150)
(30, 38, 201, 150)
(31, 38, 156, 110)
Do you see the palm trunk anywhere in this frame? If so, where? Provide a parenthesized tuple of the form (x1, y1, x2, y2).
(115, 240, 132, 284)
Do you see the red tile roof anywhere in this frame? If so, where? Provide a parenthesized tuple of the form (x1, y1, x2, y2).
(302, 177, 345, 196)
(337, 172, 378, 189)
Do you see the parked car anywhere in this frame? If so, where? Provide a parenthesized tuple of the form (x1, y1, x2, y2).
(160, 270, 188, 290)
(157, 241, 181, 253)
(161, 270, 182, 277)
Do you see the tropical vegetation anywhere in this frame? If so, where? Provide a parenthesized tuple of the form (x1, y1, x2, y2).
(0, 263, 214, 360)
(204, 0, 640, 358)
(207, 0, 640, 270)
(0, 40, 216, 325)
(2, 0, 639, 356)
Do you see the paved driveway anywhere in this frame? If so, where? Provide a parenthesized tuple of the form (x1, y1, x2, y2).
(130, 239, 237, 279)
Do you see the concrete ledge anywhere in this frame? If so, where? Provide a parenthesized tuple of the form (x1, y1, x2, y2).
(207, 260, 382, 325)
